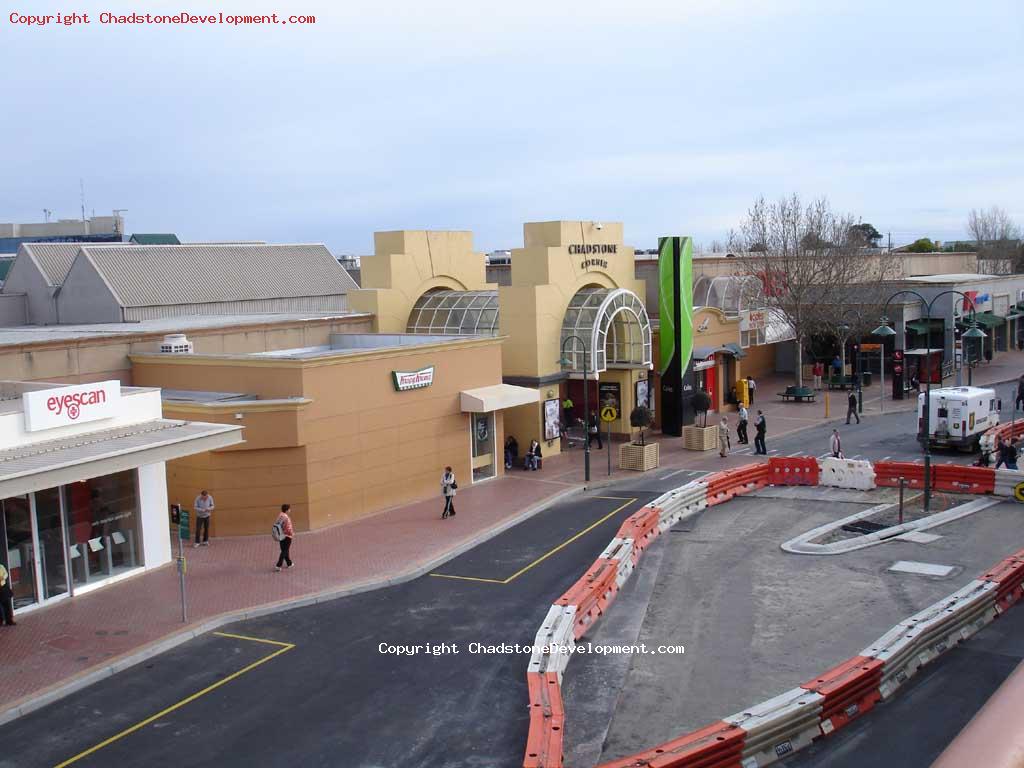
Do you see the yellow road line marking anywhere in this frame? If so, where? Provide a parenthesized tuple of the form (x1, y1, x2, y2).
(212, 631, 292, 648)
(430, 497, 638, 585)
(54, 633, 295, 768)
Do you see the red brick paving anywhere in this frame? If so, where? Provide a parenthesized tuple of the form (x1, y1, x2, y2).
(2, 352, 1021, 715)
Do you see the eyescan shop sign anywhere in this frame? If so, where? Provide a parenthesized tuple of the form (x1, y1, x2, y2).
(392, 366, 435, 392)
(23, 380, 121, 432)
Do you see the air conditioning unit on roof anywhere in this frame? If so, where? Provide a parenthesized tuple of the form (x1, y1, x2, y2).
(159, 334, 193, 354)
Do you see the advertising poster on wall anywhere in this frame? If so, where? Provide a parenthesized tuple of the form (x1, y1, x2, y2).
(599, 382, 621, 413)
(543, 398, 560, 441)
(636, 378, 654, 420)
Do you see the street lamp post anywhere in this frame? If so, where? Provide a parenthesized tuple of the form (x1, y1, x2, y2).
(560, 335, 591, 483)
(874, 290, 985, 512)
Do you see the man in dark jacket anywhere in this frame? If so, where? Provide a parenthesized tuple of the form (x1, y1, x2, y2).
(846, 390, 860, 424)
(754, 411, 767, 455)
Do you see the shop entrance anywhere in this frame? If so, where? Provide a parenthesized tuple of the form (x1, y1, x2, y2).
(471, 412, 496, 482)
(0, 469, 144, 613)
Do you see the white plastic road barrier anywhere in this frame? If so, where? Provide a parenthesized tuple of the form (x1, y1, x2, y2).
(724, 687, 825, 767)
(861, 579, 998, 699)
(993, 468, 1024, 500)
(528, 605, 576, 681)
(818, 457, 876, 490)
(655, 481, 707, 532)
(599, 537, 635, 588)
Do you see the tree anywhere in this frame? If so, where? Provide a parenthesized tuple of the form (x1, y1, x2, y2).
(730, 195, 898, 387)
(630, 405, 653, 446)
(967, 206, 1021, 265)
(692, 390, 712, 428)
(849, 223, 883, 247)
(904, 238, 936, 253)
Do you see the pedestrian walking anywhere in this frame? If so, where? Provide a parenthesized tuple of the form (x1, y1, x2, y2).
(718, 417, 730, 457)
(1007, 439, 1020, 471)
(562, 396, 575, 427)
(846, 390, 860, 424)
(832, 355, 843, 380)
(193, 489, 214, 547)
(736, 403, 749, 444)
(0, 562, 15, 626)
(994, 437, 1008, 469)
(754, 410, 767, 455)
(1016, 376, 1024, 411)
(588, 411, 603, 449)
(441, 466, 457, 518)
(812, 361, 824, 391)
(830, 429, 843, 458)
(272, 504, 294, 571)
(745, 375, 757, 404)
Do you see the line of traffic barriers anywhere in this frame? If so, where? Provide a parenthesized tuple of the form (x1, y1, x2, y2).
(520, 455, 1024, 768)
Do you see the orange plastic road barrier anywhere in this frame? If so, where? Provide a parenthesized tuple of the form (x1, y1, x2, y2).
(800, 656, 883, 734)
(555, 557, 619, 639)
(980, 553, 1024, 613)
(523, 671, 565, 768)
(705, 463, 771, 507)
(767, 456, 820, 486)
(932, 465, 995, 494)
(617, 506, 662, 563)
(873, 461, 925, 489)
(596, 720, 746, 768)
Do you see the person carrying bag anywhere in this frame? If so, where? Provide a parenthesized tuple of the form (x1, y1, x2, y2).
(441, 466, 457, 519)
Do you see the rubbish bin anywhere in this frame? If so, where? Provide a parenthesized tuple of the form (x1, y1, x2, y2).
(862, 371, 873, 387)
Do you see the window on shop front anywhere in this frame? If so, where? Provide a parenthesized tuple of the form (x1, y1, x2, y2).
(65, 469, 142, 588)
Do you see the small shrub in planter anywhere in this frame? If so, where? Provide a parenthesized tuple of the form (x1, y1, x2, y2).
(630, 405, 653, 446)
(692, 390, 712, 427)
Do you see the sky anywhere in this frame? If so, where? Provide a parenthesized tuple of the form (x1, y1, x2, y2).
(1, 0, 1022, 253)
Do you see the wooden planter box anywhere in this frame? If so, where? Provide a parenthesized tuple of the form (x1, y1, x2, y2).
(683, 424, 719, 452)
(619, 442, 660, 472)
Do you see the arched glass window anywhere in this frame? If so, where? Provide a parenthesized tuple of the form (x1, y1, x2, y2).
(406, 290, 500, 335)
(560, 287, 652, 374)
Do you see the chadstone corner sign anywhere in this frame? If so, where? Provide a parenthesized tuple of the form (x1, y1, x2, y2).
(23, 380, 121, 432)
(392, 366, 435, 392)
(568, 243, 616, 271)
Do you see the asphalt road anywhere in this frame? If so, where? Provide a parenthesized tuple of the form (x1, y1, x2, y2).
(0, 490, 656, 768)
(785, 600, 1024, 768)
(3, 376, 1021, 768)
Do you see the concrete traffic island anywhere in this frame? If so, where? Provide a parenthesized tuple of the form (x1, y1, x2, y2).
(522, 457, 1024, 768)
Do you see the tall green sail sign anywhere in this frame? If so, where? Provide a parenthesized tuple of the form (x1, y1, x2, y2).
(658, 236, 693, 436)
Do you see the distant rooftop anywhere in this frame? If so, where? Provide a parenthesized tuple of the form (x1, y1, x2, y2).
(247, 333, 474, 360)
(0, 311, 368, 348)
(906, 274, 1005, 283)
(129, 233, 181, 245)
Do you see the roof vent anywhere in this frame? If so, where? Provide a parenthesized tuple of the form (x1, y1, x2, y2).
(159, 334, 193, 354)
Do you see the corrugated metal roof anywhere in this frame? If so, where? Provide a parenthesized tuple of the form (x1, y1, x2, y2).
(20, 242, 85, 285)
(78, 244, 359, 308)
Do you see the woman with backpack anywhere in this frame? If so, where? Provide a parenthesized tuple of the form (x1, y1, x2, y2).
(441, 467, 457, 519)
(273, 504, 294, 571)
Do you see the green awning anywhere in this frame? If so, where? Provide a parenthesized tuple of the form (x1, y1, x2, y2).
(906, 319, 944, 334)
(969, 313, 1006, 329)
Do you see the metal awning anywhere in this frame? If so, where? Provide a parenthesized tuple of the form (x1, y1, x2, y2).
(0, 419, 244, 498)
(958, 313, 1006, 329)
(905, 319, 945, 334)
(460, 384, 538, 413)
(692, 344, 746, 359)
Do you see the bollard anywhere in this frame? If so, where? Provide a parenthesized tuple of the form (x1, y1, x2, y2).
(899, 477, 905, 525)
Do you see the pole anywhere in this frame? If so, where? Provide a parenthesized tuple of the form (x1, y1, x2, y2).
(924, 312, 932, 512)
(857, 348, 864, 414)
(177, 519, 187, 623)
(898, 477, 905, 525)
(824, 391, 830, 419)
(583, 354, 590, 484)
(880, 344, 885, 414)
(607, 417, 612, 477)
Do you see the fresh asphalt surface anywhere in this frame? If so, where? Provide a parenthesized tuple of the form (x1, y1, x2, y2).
(0, 487, 659, 768)
(3, 377, 1022, 768)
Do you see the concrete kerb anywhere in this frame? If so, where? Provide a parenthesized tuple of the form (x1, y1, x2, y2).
(0, 484, 585, 728)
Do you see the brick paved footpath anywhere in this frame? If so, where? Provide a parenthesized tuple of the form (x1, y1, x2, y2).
(2, 352, 1021, 718)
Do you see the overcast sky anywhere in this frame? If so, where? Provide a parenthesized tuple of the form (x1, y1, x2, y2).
(2, 0, 1022, 252)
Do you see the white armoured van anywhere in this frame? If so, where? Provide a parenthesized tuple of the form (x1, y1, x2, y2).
(918, 386, 1000, 450)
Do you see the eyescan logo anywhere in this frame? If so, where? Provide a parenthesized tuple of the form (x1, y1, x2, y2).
(46, 389, 107, 420)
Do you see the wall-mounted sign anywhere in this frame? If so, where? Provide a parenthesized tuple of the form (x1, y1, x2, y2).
(740, 310, 766, 331)
(392, 366, 435, 392)
(568, 244, 617, 255)
(598, 382, 621, 414)
(23, 380, 121, 432)
(543, 398, 560, 441)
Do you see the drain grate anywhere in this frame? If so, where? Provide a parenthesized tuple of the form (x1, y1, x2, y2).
(841, 520, 888, 535)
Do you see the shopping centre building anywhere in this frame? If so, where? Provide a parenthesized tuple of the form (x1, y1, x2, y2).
(0, 379, 241, 614)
